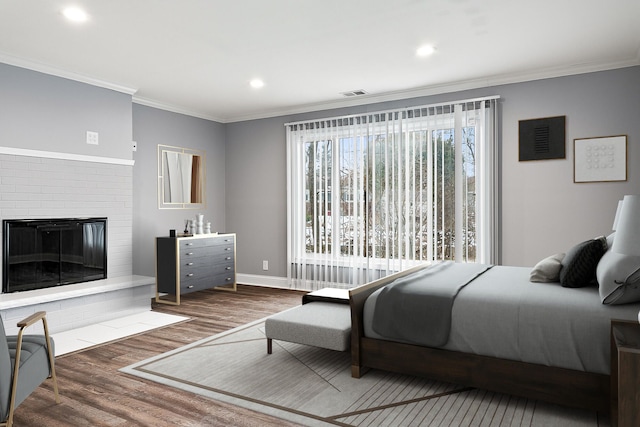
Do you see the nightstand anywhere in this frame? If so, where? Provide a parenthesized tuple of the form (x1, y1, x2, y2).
(611, 319, 640, 427)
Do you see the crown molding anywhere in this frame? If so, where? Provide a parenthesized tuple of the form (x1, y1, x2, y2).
(132, 96, 225, 123)
(0, 53, 138, 95)
(3, 51, 638, 124)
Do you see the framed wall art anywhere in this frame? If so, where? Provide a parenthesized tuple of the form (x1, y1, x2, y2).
(573, 135, 627, 183)
(519, 116, 565, 161)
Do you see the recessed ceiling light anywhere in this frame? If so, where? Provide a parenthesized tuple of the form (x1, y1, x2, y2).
(250, 79, 265, 89)
(62, 7, 89, 23)
(416, 45, 436, 57)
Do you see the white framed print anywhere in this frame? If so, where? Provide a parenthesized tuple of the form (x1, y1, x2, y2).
(574, 135, 627, 183)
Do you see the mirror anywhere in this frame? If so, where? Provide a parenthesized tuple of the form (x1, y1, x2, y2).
(158, 145, 206, 209)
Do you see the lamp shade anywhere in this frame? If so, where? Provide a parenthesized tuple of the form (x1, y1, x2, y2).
(612, 195, 640, 256)
(612, 200, 624, 231)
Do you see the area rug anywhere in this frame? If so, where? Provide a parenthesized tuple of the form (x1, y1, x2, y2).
(121, 318, 604, 427)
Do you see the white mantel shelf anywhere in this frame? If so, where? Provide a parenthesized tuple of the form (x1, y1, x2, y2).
(0, 275, 154, 310)
(0, 146, 135, 166)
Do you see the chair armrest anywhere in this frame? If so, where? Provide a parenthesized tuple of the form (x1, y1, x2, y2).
(16, 311, 47, 329)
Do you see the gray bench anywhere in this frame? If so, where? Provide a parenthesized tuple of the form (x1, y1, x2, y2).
(265, 302, 351, 352)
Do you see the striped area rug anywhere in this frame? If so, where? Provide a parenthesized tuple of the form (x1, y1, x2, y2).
(121, 319, 607, 427)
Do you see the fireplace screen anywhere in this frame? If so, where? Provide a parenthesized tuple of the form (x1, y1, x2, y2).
(2, 218, 107, 293)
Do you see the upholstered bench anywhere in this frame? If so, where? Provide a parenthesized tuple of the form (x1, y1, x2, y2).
(265, 302, 351, 352)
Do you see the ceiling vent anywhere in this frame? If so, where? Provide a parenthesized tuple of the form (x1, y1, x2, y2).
(340, 89, 368, 97)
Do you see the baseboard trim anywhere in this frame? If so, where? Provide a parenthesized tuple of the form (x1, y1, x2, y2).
(236, 273, 289, 289)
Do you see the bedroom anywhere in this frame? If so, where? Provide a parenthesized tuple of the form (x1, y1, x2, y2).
(0, 1, 639, 425)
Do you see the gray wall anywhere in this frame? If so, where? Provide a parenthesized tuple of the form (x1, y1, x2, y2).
(226, 66, 640, 276)
(132, 104, 227, 276)
(0, 63, 133, 160)
(226, 118, 288, 277)
(0, 62, 135, 278)
(499, 69, 639, 266)
(2, 61, 638, 280)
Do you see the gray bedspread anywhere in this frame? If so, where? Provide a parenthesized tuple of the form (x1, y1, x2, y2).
(372, 261, 493, 347)
(364, 265, 640, 374)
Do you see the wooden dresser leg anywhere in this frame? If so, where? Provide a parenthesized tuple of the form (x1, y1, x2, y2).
(267, 338, 272, 354)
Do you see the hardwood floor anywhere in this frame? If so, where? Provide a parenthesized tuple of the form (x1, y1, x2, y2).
(14, 285, 307, 427)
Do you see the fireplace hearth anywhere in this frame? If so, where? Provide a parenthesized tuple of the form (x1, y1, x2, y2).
(2, 218, 107, 293)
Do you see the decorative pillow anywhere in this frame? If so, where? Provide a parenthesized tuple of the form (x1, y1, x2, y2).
(598, 251, 640, 304)
(559, 237, 607, 288)
(530, 253, 565, 282)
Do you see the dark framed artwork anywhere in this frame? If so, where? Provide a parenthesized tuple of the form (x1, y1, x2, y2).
(518, 116, 566, 161)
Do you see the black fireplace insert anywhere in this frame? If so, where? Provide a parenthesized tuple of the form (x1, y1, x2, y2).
(2, 218, 107, 293)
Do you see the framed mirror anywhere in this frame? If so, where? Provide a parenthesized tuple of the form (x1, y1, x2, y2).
(158, 144, 206, 209)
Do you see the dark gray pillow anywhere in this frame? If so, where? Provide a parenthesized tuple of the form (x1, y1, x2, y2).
(559, 237, 607, 288)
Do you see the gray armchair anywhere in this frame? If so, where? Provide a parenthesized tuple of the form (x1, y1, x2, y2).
(0, 312, 60, 427)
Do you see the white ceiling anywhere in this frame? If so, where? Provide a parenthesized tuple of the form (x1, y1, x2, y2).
(1, 0, 639, 123)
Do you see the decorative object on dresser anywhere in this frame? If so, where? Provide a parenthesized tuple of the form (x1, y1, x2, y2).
(155, 233, 236, 305)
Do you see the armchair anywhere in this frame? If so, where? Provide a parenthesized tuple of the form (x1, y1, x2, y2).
(0, 312, 60, 427)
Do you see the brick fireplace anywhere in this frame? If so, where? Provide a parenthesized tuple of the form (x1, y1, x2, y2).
(0, 147, 154, 335)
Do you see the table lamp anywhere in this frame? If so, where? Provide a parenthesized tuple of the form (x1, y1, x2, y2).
(612, 199, 623, 231)
(597, 195, 640, 306)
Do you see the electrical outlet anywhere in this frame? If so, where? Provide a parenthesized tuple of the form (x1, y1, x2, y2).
(262, 260, 269, 271)
(86, 131, 99, 145)
(132, 141, 137, 152)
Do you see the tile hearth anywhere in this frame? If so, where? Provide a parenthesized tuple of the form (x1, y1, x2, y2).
(53, 311, 189, 356)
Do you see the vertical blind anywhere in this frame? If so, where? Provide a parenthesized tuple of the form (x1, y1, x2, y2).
(286, 96, 499, 290)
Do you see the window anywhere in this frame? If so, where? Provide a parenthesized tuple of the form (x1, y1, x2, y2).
(287, 97, 498, 290)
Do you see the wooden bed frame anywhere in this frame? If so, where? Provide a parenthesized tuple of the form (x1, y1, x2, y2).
(348, 264, 611, 413)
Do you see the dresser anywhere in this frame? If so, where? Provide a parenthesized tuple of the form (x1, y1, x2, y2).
(155, 233, 236, 305)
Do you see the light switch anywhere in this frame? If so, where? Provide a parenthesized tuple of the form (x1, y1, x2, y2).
(86, 131, 99, 145)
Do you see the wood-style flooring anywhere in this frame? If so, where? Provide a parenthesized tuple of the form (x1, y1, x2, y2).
(14, 285, 307, 427)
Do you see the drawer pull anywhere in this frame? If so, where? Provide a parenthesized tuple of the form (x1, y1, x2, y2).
(226, 277, 232, 281)
(226, 266, 231, 270)
(187, 273, 194, 277)
(225, 247, 231, 251)
(186, 252, 194, 256)
(186, 262, 194, 266)
(185, 243, 193, 246)
(226, 256, 232, 260)
(187, 285, 194, 289)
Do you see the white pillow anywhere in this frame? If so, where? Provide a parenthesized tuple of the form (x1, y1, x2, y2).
(597, 251, 640, 304)
(530, 253, 565, 283)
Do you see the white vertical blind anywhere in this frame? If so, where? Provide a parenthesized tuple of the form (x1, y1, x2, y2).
(286, 96, 499, 290)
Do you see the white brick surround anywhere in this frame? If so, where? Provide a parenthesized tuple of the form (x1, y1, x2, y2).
(0, 276, 154, 335)
(0, 149, 153, 333)
(0, 151, 133, 277)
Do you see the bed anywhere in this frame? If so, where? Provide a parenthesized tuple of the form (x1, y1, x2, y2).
(348, 256, 640, 413)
